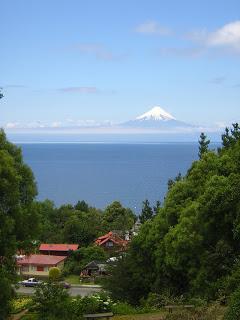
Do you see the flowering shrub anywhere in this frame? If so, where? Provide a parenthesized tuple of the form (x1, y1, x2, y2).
(10, 297, 33, 314)
(71, 292, 114, 315)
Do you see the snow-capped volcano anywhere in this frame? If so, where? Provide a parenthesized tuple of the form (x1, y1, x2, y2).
(136, 106, 176, 121)
(121, 105, 194, 130)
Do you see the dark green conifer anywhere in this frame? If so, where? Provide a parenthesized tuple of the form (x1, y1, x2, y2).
(198, 132, 210, 159)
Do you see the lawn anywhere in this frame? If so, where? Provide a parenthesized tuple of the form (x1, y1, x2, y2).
(113, 313, 164, 320)
(64, 274, 96, 285)
(64, 274, 81, 284)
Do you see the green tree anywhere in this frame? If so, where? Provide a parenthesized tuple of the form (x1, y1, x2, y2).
(139, 199, 154, 224)
(64, 246, 107, 275)
(0, 129, 38, 319)
(49, 267, 61, 281)
(0, 88, 3, 100)
(222, 123, 240, 149)
(153, 200, 161, 214)
(63, 209, 102, 246)
(75, 200, 89, 212)
(106, 124, 240, 304)
(34, 282, 70, 320)
(102, 201, 136, 234)
(198, 132, 210, 159)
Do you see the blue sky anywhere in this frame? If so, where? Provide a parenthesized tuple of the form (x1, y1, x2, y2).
(1, 0, 240, 130)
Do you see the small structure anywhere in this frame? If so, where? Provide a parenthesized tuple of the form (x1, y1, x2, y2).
(17, 254, 67, 277)
(39, 244, 79, 256)
(81, 260, 107, 277)
(131, 218, 141, 236)
(95, 232, 128, 251)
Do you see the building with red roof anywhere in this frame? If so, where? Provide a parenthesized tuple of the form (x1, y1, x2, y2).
(39, 244, 79, 256)
(95, 232, 128, 251)
(17, 254, 67, 277)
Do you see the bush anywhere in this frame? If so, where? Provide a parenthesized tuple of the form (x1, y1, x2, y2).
(70, 293, 114, 316)
(224, 287, 240, 320)
(111, 302, 137, 315)
(10, 297, 33, 314)
(165, 303, 223, 320)
(142, 292, 185, 309)
(49, 267, 61, 281)
(33, 282, 71, 320)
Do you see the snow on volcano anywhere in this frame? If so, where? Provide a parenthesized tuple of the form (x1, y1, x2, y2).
(121, 106, 194, 129)
(136, 106, 176, 121)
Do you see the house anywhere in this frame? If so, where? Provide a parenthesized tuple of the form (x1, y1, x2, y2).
(39, 244, 79, 256)
(81, 260, 107, 277)
(17, 254, 67, 277)
(95, 231, 128, 251)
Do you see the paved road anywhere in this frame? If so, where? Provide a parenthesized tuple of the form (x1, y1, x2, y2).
(16, 285, 102, 297)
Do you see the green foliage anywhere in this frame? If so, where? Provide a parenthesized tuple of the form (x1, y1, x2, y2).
(0, 269, 14, 320)
(70, 293, 114, 315)
(139, 199, 154, 224)
(63, 246, 107, 275)
(10, 297, 33, 314)
(222, 123, 240, 149)
(34, 282, 71, 320)
(49, 267, 61, 281)
(111, 302, 138, 315)
(0, 129, 38, 319)
(102, 201, 136, 234)
(75, 200, 89, 212)
(0, 88, 3, 99)
(198, 132, 210, 159)
(224, 288, 240, 320)
(36, 199, 134, 246)
(105, 124, 240, 305)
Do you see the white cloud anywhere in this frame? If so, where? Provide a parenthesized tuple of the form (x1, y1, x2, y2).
(5, 122, 20, 128)
(188, 21, 240, 54)
(135, 21, 171, 36)
(50, 121, 62, 128)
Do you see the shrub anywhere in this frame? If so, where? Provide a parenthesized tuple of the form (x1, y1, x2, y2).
(70, 292, 114, 316)
(33, 282, 71, 320)
(111, 302, 137, 315)
(49, 267, 61, 281)
(224, 287, 240, 320)
(142, 292, 184, 309)
(10, 297, 33, 314)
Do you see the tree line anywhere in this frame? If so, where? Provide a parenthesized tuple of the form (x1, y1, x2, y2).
(104, 124, 240, 308)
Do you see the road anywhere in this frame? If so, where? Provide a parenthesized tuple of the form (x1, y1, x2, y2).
(16, 285, 102, 297)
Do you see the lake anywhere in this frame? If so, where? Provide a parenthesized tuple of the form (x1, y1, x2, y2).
(19, 143, 206, 213)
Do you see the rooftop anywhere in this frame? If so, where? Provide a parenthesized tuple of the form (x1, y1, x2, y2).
(17, 254, 67, 266)
(39, 244, 79, 251)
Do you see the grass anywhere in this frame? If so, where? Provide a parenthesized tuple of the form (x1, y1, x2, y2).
(64, 274, 96, 285)
(113, 313, 164, 320)
(20, 314, 38, 320)
(64, 274, 81, 284)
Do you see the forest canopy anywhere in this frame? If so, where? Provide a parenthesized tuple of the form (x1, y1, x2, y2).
(105, 124, 240, 305)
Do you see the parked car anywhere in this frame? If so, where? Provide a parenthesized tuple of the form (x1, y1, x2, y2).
(19, 278, 42, 287)
(60, 281, 71, 289)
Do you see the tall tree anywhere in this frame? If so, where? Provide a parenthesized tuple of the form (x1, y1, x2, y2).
(102, 201, 136, 234)
(139, 199, 154, 224)
(222, 123, 240, 148)
(198, 132, 210, 159)
(0, 129, 38, 319)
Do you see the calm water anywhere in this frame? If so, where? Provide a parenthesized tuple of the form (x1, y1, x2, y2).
(20, 143, 201, 212)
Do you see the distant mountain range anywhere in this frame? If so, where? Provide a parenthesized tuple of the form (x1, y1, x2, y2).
(120, 106, 195, 129)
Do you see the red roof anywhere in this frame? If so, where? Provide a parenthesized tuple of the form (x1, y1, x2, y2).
(39, 244, 79, 252)
(17, 254, 67, 266)
(95, 232, 128, 247)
